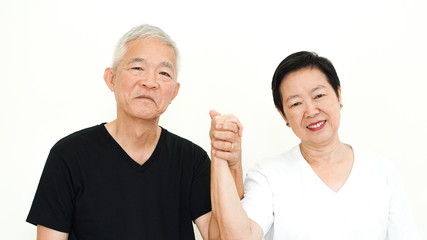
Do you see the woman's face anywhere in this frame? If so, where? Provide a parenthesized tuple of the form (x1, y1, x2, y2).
(279, 67, 342, 146)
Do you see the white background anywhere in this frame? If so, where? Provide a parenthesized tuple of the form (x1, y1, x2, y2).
(1, 0, 426, 239)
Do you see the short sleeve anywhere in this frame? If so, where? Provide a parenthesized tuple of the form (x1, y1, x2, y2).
(386, 162, 420, 240)
(241, 165, 274, 236)
(190, 151, 212, 221)
(26, 149, 76, 233)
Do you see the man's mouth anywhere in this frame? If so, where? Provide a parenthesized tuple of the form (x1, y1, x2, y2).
(136, 95, 154, 101)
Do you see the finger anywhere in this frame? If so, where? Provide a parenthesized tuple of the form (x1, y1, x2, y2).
(216, 114, 244, 137)
(209, 110, 221, 120)
(209, 110, 222, 140)
(211, 139, 234, 152)
(217, 122, 239, 134)
(235, 119, 244, 137)
(213, 130, 240, 142)
(214, 114, 235, 123)
(226, 118, 243, 137)
(213, 151, 239, 166)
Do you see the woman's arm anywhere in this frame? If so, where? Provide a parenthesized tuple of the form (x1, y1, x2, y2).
(386, 162, 420, 239)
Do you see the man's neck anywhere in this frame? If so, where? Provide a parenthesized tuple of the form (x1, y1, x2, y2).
(105, 115, 161, 165)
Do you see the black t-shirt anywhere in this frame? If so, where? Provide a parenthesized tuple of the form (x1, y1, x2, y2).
(27, 124, 211, 240)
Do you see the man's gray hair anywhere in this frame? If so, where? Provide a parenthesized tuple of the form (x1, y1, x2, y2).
(112, 24, 179, 73)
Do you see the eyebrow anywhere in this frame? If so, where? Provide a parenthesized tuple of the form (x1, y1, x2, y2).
(128, 58, 145, 64)
(312, 85, 327, 92)
(161, 61, 174, 70)
(285, 85, 327, 103)
(285, 94, 299, 103)
(128, 58, 174, 71)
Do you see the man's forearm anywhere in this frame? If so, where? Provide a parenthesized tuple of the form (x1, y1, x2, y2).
(208, 212, 221, 240)
(211, 156, 251, 239)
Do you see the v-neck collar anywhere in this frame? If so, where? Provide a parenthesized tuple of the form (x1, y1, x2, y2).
(295, 144, 356, 195)
(100, 123, 165, 173)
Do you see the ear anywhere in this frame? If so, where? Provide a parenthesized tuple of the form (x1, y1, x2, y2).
(169, 82, 180, 103)
(337, 86, 342, 106)
(276, 108, 289, 127)
(104, 68, 115, 92)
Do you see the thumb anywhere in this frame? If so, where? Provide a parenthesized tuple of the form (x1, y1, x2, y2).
(209, 109, 221, 119)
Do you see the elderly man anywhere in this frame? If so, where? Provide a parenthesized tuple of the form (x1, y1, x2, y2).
(27, 24, 218, 240)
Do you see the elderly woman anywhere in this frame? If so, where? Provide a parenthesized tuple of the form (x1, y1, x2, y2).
(209, 51, 419, 240)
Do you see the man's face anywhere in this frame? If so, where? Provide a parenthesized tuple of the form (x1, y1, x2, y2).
(105, 38, 180, 122)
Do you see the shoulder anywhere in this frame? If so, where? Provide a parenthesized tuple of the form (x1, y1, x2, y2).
(159, 128, 211, 182)
(246, 145, 302, 184)
(253, 145, 301, 173)
(352, 146, 401, 186)
(161, 127, 208, 155)
(160, 128, 210, 168)
(50, 124, 106, 155)
(353, 146, 395, 172)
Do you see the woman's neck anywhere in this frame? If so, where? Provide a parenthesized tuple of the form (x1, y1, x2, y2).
(299, 137, 349, 166)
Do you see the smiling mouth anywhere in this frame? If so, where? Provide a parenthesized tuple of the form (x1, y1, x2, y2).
(307, 120, 326, 129)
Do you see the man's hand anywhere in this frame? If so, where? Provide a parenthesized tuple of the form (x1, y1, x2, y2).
(209, 110, 243, 168)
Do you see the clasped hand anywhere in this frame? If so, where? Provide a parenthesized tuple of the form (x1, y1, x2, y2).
(209, 110, 243, 167)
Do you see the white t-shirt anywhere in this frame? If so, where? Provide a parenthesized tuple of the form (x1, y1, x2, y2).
(241, 145, 419, 240)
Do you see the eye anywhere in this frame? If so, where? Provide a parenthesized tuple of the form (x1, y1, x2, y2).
(315, 94, 325, 99)
(290, 102, 301, 107)
(159, 71, 172, 78)
(131, 67, 144, 71)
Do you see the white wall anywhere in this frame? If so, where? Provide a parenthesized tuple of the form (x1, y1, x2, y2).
(1, 0, 426, 239)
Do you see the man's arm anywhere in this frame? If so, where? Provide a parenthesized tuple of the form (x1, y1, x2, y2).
(37, 225, 68, 240)
(194, 212, 212, 240)
(208, 110, 263, 240)
(195, 111, 244, 240)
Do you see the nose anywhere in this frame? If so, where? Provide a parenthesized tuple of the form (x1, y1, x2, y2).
(139, 72, 158, 89)
(304, 101, 319, 118)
